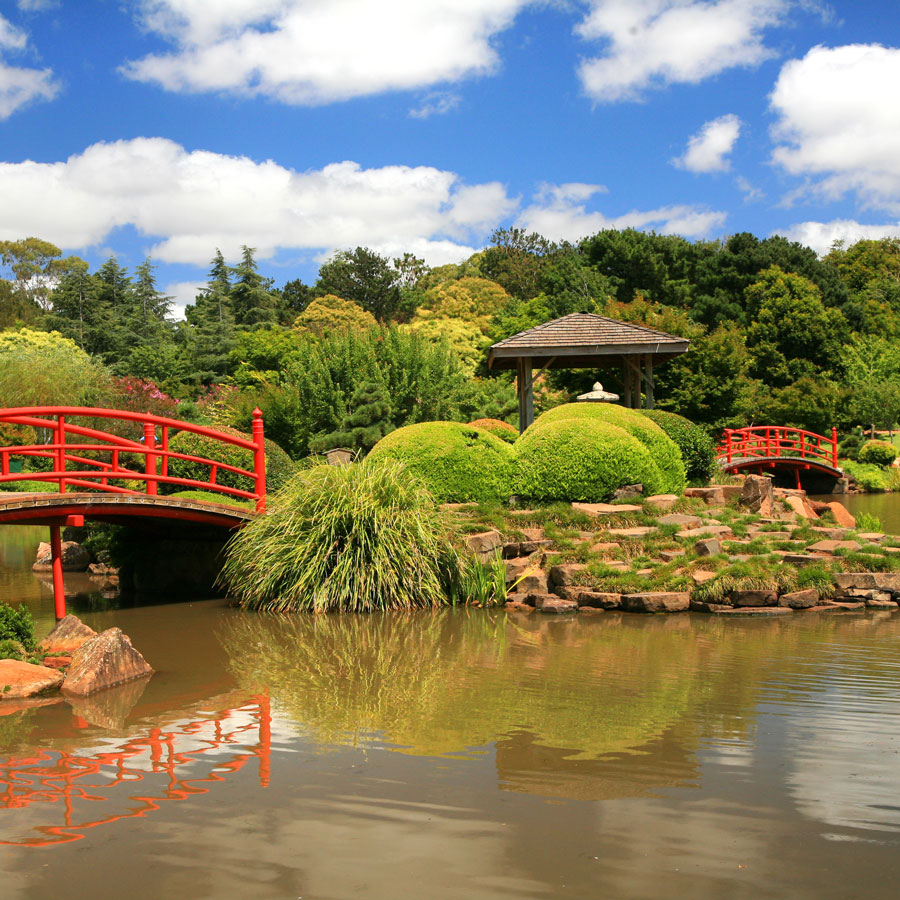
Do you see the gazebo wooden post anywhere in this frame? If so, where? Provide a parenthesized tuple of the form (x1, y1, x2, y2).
(516, 356, 534, 433)
(644, 355, 655, 409)
(621, 358, 631, 408)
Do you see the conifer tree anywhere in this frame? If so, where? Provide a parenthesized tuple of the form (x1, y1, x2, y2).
(230, 246, 278, 327)
(311, 380, 393, 454)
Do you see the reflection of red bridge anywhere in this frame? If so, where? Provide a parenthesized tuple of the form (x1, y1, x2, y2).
(0, 406, 268, 617)
(0, 695, 271, 847)
(717, 426, 842, 489)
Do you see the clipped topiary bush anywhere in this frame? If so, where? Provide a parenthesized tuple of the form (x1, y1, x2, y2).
(367, 421, 515, 502)
(166, 426, 296, 496)
(467, 418, 518, 444)
(640, 409, 716, 484)
(531, 403, 686, 493)
(515, 419, 665, 501)
(858, 439, 898, 467)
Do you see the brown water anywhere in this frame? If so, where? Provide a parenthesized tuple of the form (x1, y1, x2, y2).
(811, 491, 900, 534)
(2, 527, 900, 899)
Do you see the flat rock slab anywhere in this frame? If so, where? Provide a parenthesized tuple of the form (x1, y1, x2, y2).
(573, 591, 622, 609)
(549, 563, 587, 587)
(645, 494, 679, 511)
(807, 602, 865, 612)
(572, 503, 643, 517)
(608, 527, 657, 538)
(465, 530, 502, 558)
(857, 532, 886, 543)
(757, 531, 794, 540)
(835, 572, 900, 591)
(778, 589, 820, 609)
(827, 501, 856, 528)
(516, 571, 549, 594)
(810, 527, 851, 539)
(676, 525, 733, 540)
(62, 628, 153, 697)
(782, 554, 832, 566)
(588, 542, 620, 554)
(683, 487, 725, 505)
(0, 659, 64, 700)
(691, 570, 717, 584)
(807, 540, 860, 553)
(38, 615, 97, 654)
(530, 594, 578, 614)
(657, 514, 702, 527)
(621, 592, 690, 613)
(659, 549, 685, 561)
(730, 589, 777, 607)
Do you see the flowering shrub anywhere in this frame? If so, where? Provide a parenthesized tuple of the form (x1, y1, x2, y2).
(109, 376, 179, 419)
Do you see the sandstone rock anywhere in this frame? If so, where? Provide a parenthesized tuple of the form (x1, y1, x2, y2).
(729, 589, 777, 607)
(657, 513, 703, 527)
(502, 542, 521, 559)
(42, 656, 72, 669)
(504, 600, 533, 612)
(720, 485, 744, 501)
(659, 549, 685, 561)
(62, 628, 154, 696)
(549, 563, 586, 588)
(636, 568, 654, 576)
(574, 591, 622, 609)
(676, 525, 733, 540)
(0, 659, 64, 699)
(519, 539, 554, 555)
(807, 540, 860, 553)
(465, 530, 502, 559)
(783, 495, 818, 519)
(517, 570, 549, 594)
(38, 615, 97, 655)
(33, 541, 91, 572)
(504, 557, 533, 584)
(613, 484, 643, 500)
(520, 527, 545, 542)
(857, 532, 886, 544)
(810, 526, 850, 539)
(866, 596, 898, 609)
(782, 554, 831, 566)
(572, 502, 643, 517)
(827, 501, 856, 528)
(87, 562, 119, 576)
(778, 589, 819, 609)
(578, 607, 605, 616)
(758, 530, 793, 540)
(441, 502, 478, 511)
(644, 494, 679, 511)
(689, 599, 733, 613)
(835, 572, 900, 592)
(621, 592, 690, 613)
(691, 570, 717, 584)
(605, 560, 630, 571)
(588, 542, 619, 554)
(684, 486, 726, 505)
(694, 538, 721, 557)
(535, 597, 578, 614)
(608, 526, 657, 538)
(740, 474, 775, 516)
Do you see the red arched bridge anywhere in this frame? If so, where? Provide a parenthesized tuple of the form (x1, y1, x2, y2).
(717, 426, 842, 489)
(0, 405, 267, 619)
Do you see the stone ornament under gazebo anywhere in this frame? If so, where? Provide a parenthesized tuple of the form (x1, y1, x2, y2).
(487, 312, 690, 432)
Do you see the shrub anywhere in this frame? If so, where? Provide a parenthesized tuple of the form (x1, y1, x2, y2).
(367, 421, 516, 503)
(858, 439, 898, 467)
(530, 403, 686, 493)
(0, 601, 34, 651)
(166, 426, 296, 496)
(641, 409, 716, 484)
(220, 460, 455, 612)
(467, 418, 518, 443)
(0, 639, 26, 661)
(515, 419, 665, 501)
(841, 459, 889, 492)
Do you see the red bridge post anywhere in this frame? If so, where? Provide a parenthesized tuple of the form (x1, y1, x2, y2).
(50, 524, 66, 621)
(832, 427, 838, 468)
(144, 421, 157, 496)
(252, 408, 266, 513)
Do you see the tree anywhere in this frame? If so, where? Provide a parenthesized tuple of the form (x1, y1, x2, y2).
(315, 247, 401, 321)
(183, 250, 238, 384)
(276, 278, 312, 323)
(311, 380, 393, 454)
(479, 228, 552, 300)
(230, 246, 278, 327)
(0, 237, 86, 313)
(293, 294, 377, 336)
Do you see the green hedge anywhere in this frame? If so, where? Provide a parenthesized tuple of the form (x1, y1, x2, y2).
(858, 439, 898, 467)
(640, 409, 716, 484)
(467, 418, 518, 443)
(530, 403, 685, 493)
(515, 419, 665, 501)
(166, 426, 296, 496)
(367, 422, 515, 502)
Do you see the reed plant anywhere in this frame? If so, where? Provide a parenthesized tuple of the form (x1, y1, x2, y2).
(220, 459, 456, 612)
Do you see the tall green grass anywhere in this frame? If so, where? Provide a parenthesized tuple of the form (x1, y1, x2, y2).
(220, 459, 457, 612)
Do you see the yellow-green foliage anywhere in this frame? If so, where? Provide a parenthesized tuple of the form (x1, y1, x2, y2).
(405, 316, 485, 373)
(532, 403, 686, 493)
(293, 294, 377, 336)
(367, 421, 515, 502)
(468, 417, 518, 443)
(858, 439, 898, 467)
(515, 419, 665, 501)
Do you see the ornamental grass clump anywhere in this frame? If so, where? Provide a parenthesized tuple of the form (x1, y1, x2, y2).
(220, 460, 455, 613)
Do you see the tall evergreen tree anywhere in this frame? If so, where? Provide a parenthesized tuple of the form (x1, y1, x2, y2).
(230, 246, 278, 327)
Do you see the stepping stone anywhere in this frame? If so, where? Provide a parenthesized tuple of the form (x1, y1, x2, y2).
(588, 542, 620, 553)
(645, 494, 679, 511)
(782, 554, 832, 566)
(572, 502, 643, 517)
(683, 487, 725, 505)
(694, 538, 721, 556)
(691, 570, 717, 584)
(676, 525, 733, 539)
(778, 589, 819, 609)
(857, 532, 886, 543)
(807, 540, 860, 553)
(659, 549, 685, 562)
(756, 531, 793, 540)
(573, 591, 622, 609)
(657, 514, 702, 527)
(608, 526, 657, 537)
(621, 591, 690, 613)
(810, 526, 851, 539)
(729, 589, 777, 607)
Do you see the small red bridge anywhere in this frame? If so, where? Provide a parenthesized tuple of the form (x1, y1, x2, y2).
(717, 426, 842, 489)
(0, 406, 267, 619)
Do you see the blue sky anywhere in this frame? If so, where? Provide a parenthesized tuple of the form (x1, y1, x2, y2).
(1, 1, 899, 315)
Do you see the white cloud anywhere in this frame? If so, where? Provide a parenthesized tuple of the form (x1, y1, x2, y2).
(577, 0, 785, 102)
(16, 1, 60, 11)
(0, 137, 518, 267)
(122, 0, 529, 104)
(771, 44, 900, 211)
(674, 113, 741, 172)
(779, 219, 900, 256)
(164, 280, 205, 320)
(518, 182, 727, 242)
(0, 14, 59, 118)
(409, 91, 461, 119)
(735, 174, 764, 201)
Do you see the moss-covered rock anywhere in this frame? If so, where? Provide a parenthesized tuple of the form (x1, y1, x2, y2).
(640, 409, 716, 484)
(515, 419, 665, 501)
(367, 421, 515, 502)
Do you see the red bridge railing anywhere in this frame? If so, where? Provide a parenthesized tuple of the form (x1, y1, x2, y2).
(717, 426, 838, 470)
(0, 406, 266, 512)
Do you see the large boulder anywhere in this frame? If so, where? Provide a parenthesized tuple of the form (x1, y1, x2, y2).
(0, 659, 64, 699)
(740, 475, 774, 516)
(38, 615, 97, 654)
(621, 592, 690, 613)
(33, 541, 91, 572)
(62, 628, 153, 696)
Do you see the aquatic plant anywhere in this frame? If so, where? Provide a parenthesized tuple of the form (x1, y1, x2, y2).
(220, 459, 456, 612)
(856, 511, 883, 533)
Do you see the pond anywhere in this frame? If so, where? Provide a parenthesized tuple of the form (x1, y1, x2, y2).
(811, 490, 900, 534)
(2, 526, 900, 899)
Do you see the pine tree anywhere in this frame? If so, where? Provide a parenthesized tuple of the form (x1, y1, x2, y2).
(230, 246, 278, 327)
(183, 250, 237, 384)
(311, 380, 393, 454)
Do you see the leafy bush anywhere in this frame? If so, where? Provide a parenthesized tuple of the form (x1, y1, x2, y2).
(0, 601, 34, 651)
(367, 421, 516, 503)
(166, 426, 296, 496)
(530, 403, 686, 493)
(220, 460, 455, 612)
(0, 638, 26, 661)
(842, 458, 891, 492)
(837, 430, 863, 461)
(856, 511, 883, 532)
(515, 419, 665, 501)
(858, 439, 898, 467)
(641, 409, 716, 484)
(467, 418, 518, 443)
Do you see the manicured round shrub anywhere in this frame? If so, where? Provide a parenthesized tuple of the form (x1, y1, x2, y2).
(531, 403, 686, 493)
(515, 419, 665, 501)
(467, 417, 518, 443)
(640, 409, 716, 484)
(166, 426, 296, 496)
(220, 459, 454, 612)
(367, 421, 515, 502)
(858, 439, 898, 467)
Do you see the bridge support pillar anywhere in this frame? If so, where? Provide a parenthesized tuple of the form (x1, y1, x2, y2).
(49, 523, 66, 621)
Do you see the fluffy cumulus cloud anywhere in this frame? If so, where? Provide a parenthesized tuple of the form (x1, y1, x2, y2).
(674, 113, 741, 172)
(577, 0, 785, 102)
(771, 44, 900, 211)
(517, 181, 727, 241)
(0, 13, 59, 118)
(0, 137, 518, 265)
(781, 219, 900, 256)
(122, 0, 529, 104)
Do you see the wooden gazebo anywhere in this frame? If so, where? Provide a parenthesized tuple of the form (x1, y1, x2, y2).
(487, 313, 690, 432)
